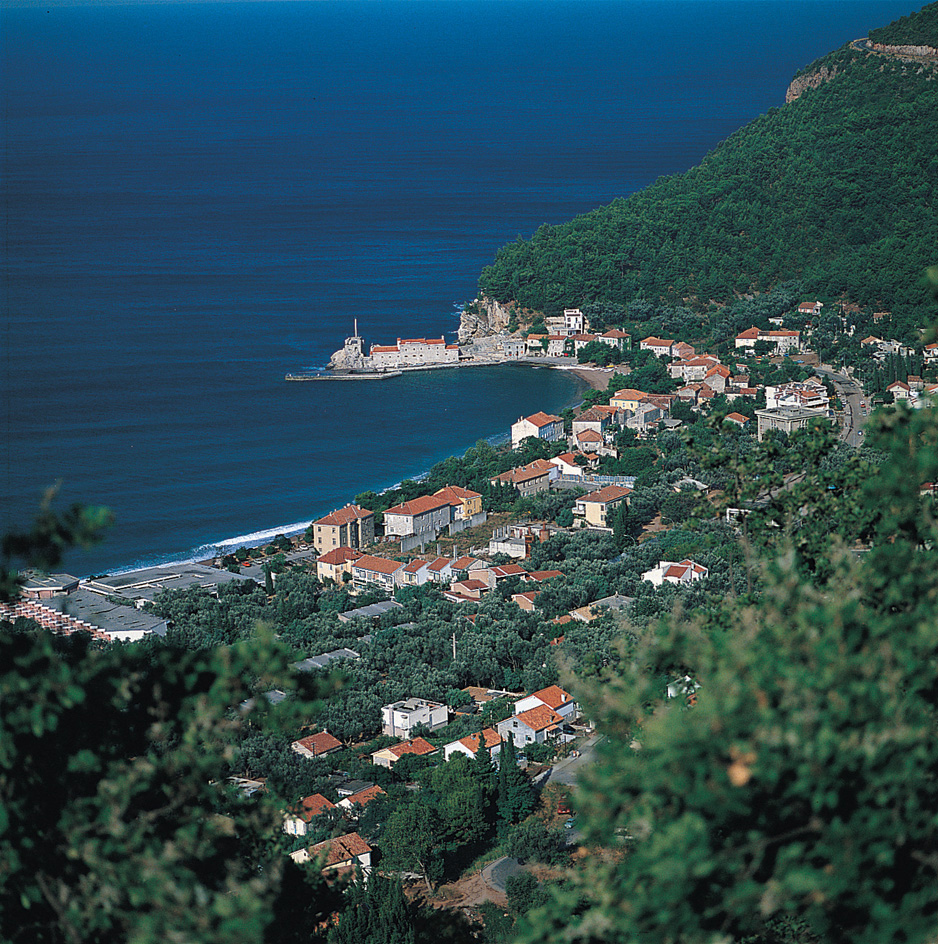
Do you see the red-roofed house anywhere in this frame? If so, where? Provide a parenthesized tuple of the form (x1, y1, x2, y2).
(433, 484, 484, 521)
(574, 428, 604, 453)
(371, 737, 438, 768)
(350, 555, 405, 592)
(514, 684, 578, 721)
(317, 546, 364, 584)
(290, 832, 373, 876)
(283, 794, 336, 836)
(337, 785, 387, 811)
(511, 590, 539, 611)
(292, 731, 343, 759)
(573, 485, 632, 529)
(492, 458, 557, 496)
(400, 558, 431, 586)
(609, 388, 649, 411)
(639, 337, 675, 358)
(497, 705, 564, 746)
(443, 727, 503, 762)
(383, 494, 453, 539)
(723, 412, 750, 428)
(642, 559, 709, 586)
(511, 411, 565, 448)
(887, 380, 912, 401)
(311, 504, 375, 554)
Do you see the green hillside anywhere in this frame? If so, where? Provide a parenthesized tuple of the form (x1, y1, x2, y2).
(870, 0, 938, 46)
(478, 14, 938, 321)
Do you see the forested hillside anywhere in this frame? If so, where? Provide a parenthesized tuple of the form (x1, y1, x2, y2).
(478, 11, 938, 322)
(870, 0, 938, 46)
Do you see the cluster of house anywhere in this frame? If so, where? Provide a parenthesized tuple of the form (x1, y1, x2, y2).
(311, 484, 487, 560)
(280, 685, 580, 879)
(500, 308, 634, 360)
(884, 377, 938, 407)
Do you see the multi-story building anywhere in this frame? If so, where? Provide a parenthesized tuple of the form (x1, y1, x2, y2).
(755, 406, 828, 441)
(573, 485, 632, 529)
(350, 554, 404, 592)
(381, 699, 449, 738)
(383, 494, 453, 539)
(311, 504, 375, 554)
(511, 411, 564, 448)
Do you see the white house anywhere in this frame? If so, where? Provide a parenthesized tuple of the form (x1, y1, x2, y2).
(382, 698, 449, 738)
(513, 684, 578, 721)
(350, 555, 405, 592)
(283, 794, 336, 836)
(641, 559, 709, 586)
(511, 411, 565, 448)
(442, 727, 503, 762)
(639, 336, 675, 358)
(496, 705, 564, 747)
(503, 337, 527, 358)
(290, 832, 373, 876)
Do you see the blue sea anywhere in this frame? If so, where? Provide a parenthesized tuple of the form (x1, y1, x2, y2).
(1, 0, 918, 575)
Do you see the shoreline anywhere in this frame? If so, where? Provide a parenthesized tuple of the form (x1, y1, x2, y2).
(91, 361, 593, 579)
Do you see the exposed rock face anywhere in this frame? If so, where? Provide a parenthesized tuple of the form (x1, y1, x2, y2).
(871, 43, 938, 58)
(458, 296, 514, 343)
(786, 65, 839, 103)
(327, 335, 367, 371)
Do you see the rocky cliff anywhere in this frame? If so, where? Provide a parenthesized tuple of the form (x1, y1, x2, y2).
(785, 65, 839, 103)
(457, 296, 515, 343)
(870, 42, 938, 57)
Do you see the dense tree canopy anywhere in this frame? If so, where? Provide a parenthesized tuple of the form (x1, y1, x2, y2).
(478, 40, 938, 330)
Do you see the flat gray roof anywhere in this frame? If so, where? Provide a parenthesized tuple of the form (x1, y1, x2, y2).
(293, 648, 361, 672)
(84, 563, 253, 603)
(48, 588, 168, 638)
(337, 600, 403, 623)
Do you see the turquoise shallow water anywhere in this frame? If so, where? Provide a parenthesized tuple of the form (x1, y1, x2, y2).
(0, 0, 916, 574)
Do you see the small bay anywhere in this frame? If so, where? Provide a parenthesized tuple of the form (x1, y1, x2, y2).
(1, 0, 917, 574)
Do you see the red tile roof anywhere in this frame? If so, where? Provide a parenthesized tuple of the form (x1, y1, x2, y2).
(317, 547, 364, 566)
(315, 504, 373, 527)
(582, 485, 631, 504)
(529, 684, 573, 710)
(388, 737, 437, 758)
(291, 793, 336, 821)
(384, 494, 452, 517)
(294, 732, 343, 756)
(521, 411, 563, 428)
(526, 570, 564, 582)
(433, 485, 482, 505)
(515, 705, 563, 732)
(309, 832, 372, 868)
(352, 555, 404, 576)
(457, 728, 502, 752)
(343, 785, 386, 807)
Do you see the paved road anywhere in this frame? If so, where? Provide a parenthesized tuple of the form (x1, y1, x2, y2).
(815, 367, 867, 447)
(538, 733, 604, 788)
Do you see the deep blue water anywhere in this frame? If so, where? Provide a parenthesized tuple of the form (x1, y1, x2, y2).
(1, 0, 918, 574)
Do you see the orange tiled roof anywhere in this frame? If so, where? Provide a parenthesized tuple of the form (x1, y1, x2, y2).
(515, 705, 564, 732)
(295, 732, 343, 756)
(352, 555, 404, 575)
(458, 728, 502, 752)
(315, 504, 373, 527)
(291, 793, 336, 821)
(309, 832, 372, 867)
(384, 494, 452, 517)
(317, 547, 364, 566)
(582, 485, 631, 503)
(389, 737, 437, 758)
(521, 411, 563, 428)
(530, 684, 573, 709)
(343, 785, 386, 807)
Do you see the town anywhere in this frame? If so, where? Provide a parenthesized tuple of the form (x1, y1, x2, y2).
(5, 288, 937, 929)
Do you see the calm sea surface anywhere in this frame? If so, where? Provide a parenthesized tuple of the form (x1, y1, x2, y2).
(1, 0, 917, 574)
